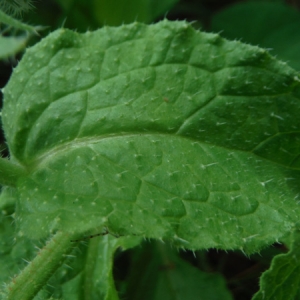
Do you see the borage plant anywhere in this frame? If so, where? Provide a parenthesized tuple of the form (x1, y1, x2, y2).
(1, 18, 300, 300)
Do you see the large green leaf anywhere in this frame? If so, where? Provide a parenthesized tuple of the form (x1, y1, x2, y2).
(211, 1, 300, 71)
(2, 20, 300, 253)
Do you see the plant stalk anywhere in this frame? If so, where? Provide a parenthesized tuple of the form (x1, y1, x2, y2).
(0, 157, 26, 187)
(4, 231, 79, 300)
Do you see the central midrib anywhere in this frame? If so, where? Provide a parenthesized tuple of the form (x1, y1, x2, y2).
(25, 131, 300, 172)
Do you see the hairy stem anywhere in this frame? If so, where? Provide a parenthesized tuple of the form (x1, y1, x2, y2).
(0, 10, 33, 31)
(4, 231, 79, 300)
(0, 157, 26, 187)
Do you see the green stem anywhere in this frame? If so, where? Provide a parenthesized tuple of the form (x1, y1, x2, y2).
(0, 157, 27, 187)
(5, 231, 79, 300)
(84, 237, 99, 300)
(0, 10, 41, 34)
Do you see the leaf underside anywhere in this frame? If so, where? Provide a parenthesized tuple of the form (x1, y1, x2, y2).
(2, 20, 300, 253)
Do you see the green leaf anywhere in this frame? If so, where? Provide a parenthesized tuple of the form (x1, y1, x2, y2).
(211, 1, 300, 71)
(2, 20, 300, 253)
(125, 241, 232, 300)
(253, 230, 300, 300)
(84, 235, 141, 300)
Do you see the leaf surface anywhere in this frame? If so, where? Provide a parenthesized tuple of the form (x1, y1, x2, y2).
(2, 20, 300, 252)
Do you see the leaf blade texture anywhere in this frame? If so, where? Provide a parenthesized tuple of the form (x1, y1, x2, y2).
(2, 20, 300, 252)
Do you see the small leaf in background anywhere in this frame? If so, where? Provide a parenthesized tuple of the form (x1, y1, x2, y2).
(54, 0, 179, 30)
(211, 1, 300, 71)
(2, 20, 300, 253)
(0, 36, 28, 60)
(79, 235, 141, 300)
(125, 241, 232, 300)
(0, 10, 45, 59)
(92, 0, 179, 25)
(253, 230, 300, 300)
(57, 235, 141, 300)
